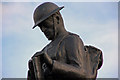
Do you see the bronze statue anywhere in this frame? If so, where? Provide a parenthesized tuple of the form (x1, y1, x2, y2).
(27, 2, 103, 80)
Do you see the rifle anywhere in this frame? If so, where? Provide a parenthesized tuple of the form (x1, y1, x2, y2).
(32, 56, 44, 80)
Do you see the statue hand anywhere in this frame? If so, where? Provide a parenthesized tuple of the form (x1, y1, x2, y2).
(43, 52, 53, 70)
(32, 51, 53, 70)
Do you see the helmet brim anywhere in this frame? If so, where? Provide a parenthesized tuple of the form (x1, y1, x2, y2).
(32, 6, 64, 29)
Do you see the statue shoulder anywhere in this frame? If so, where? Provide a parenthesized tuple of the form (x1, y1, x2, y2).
(64, 32, 83, 44)
(62, 32, 84, 48)
(64, 32, 80, 40)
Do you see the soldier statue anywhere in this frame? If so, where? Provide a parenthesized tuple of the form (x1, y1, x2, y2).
(27, 2, 103, 80)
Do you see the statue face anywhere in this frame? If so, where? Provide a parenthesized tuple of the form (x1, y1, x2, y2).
(38, 16, 55, 40)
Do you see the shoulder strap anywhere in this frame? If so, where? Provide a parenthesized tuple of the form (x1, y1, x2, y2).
(55, 33, 69, 53)
(55, 32, 78, 57)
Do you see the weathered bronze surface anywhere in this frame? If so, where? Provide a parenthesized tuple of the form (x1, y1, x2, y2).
(27, 2, 103, 80)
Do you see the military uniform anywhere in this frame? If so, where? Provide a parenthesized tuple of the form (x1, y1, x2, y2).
(27, 2, 103, 80)
(28, 32, 103, 80)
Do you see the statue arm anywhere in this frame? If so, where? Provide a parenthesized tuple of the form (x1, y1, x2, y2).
(52, 61, 86, 79)
(51, 35, 88, 79)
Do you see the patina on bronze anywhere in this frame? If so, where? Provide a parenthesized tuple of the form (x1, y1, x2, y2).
(27, 2, 103, 80)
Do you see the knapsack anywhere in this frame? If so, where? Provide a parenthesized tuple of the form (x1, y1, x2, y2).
(84, 45, 103, 78)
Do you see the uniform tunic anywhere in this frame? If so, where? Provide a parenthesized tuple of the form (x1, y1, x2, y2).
(28, 32, 97, 80)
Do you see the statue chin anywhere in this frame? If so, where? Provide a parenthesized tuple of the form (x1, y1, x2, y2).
(46, 36, 53, 41)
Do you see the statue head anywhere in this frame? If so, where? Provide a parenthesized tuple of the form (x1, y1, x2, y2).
(33, 2, 67, 41)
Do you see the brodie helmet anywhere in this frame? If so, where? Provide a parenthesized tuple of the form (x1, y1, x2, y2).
(32, 2, 64, 29)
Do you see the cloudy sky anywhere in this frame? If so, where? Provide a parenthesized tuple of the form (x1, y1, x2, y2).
(1, 1, 118, 79)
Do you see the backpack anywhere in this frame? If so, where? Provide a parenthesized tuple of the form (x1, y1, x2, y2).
(84, 45, 103, 78)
